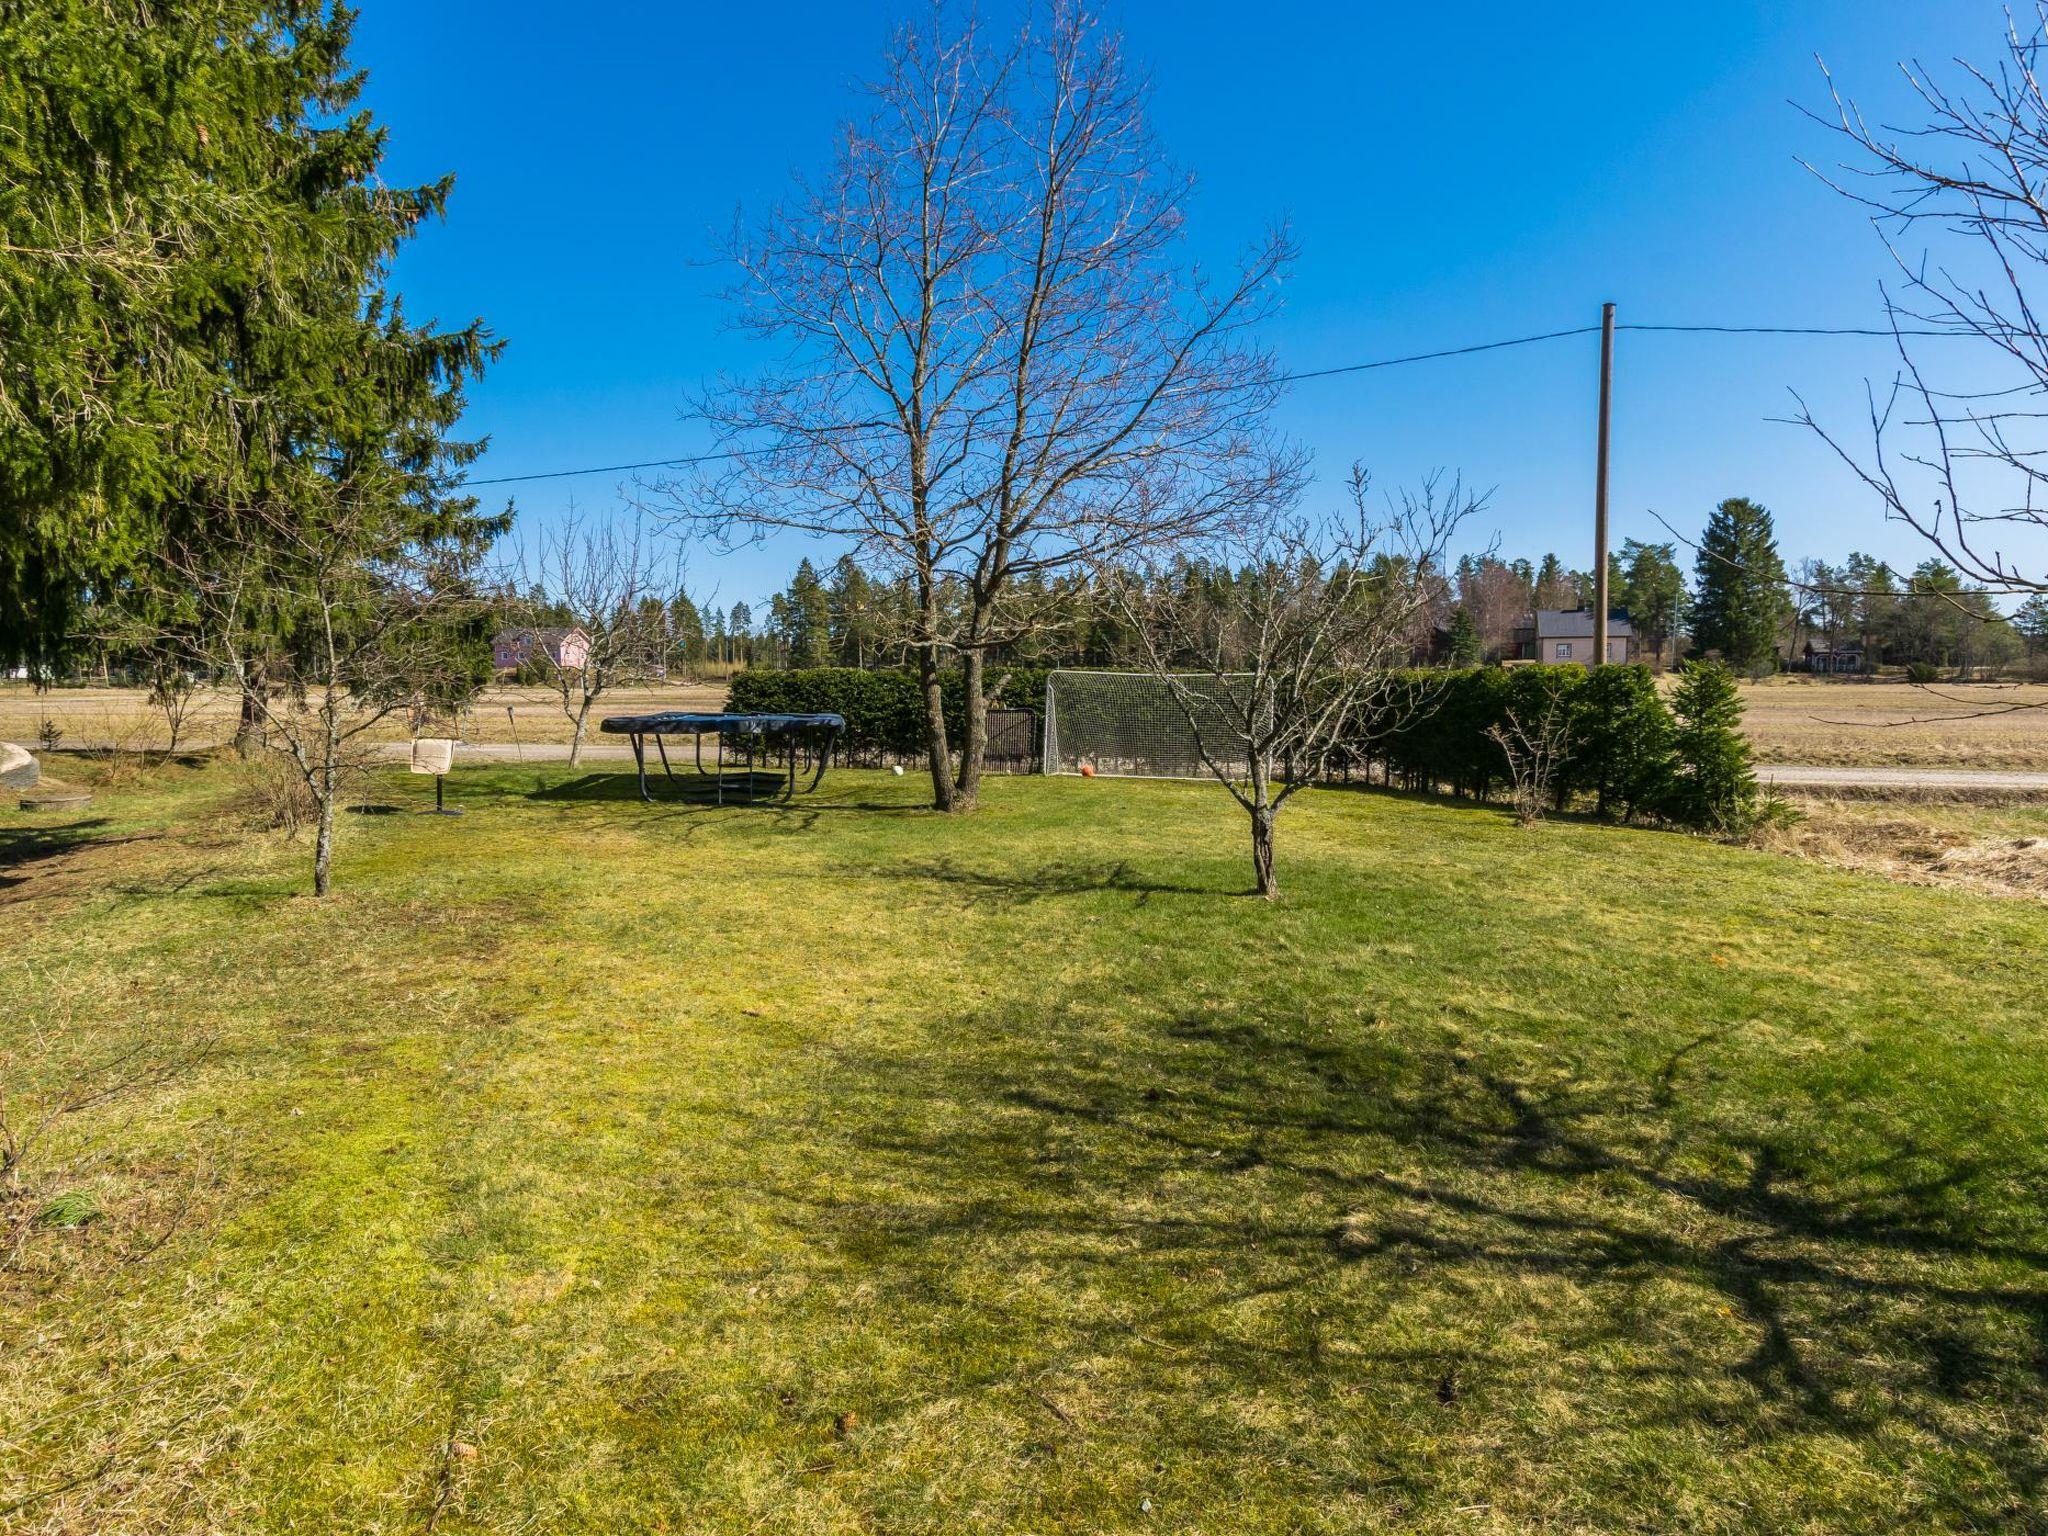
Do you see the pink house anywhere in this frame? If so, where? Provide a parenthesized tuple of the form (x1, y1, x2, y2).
(493, 625, 591, 673)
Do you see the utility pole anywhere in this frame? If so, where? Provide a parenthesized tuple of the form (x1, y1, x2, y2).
(1592, 301, 1615, 667)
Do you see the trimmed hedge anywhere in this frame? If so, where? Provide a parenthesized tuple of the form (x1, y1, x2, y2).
(730, 661, 1752, 830)
(1364, 662, 1750, 828)
(727, 665, 1051, 764)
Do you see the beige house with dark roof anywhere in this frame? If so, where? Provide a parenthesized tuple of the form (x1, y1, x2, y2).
(1514, 608, 1633, 665)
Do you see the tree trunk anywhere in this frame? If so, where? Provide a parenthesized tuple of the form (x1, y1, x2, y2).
(1250, 802, 1277, 898)
(952, 648, 986, 811)
(313, 766, 335, 898)
(918, 647, 956, 812)
(569, 697, 592, 767)
(234, 666, 265, 756)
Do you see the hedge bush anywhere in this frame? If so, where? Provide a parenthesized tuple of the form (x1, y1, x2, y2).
(727, 665, 1052, 764)
(1355, 663, 1745, 830)
(731, 661, 1752, 832)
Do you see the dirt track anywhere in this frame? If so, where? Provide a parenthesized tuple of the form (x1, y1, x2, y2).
(1758, 764, 2048, 792)
(403, 742, 2048, 793)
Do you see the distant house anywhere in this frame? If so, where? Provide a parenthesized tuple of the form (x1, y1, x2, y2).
(1513, 608, 1633, 666)
(493, 625, 590, 673)
(1801, 641, 1865, 675)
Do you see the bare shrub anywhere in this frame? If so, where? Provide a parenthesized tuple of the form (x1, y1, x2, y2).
(145, 662, 200, 753)
(1489, 691, 1575, 826)
(234, 751, 324, 837)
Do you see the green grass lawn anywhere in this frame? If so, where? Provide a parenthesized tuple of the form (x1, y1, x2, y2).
(4, 759, 2047, 1533)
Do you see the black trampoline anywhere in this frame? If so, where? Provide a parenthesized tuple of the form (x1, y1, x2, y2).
(597, 711, 845, 804)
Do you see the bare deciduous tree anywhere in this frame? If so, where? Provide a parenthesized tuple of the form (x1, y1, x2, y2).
(172, 500, 491, 897)
(516, 510, 682, 766)
(656, 3, 1297, 812)
(1112, 469, 1476, 897)
(1804, 12, 2048, 601)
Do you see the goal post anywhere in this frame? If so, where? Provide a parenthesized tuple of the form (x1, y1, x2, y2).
(1042, 669, 1250, 780)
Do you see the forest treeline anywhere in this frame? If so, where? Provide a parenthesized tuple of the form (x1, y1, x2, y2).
(510, 495, 2047, 683)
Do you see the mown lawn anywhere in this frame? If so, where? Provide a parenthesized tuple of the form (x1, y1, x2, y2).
(3, 758, 2046, 1533)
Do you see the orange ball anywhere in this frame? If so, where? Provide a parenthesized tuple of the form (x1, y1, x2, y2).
(1079, 763, 1096, 778)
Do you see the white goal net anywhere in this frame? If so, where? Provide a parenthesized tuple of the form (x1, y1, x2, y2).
(1042, 669, 1251, 780)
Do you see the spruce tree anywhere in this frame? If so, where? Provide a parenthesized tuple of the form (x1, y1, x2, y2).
(1446, 605, 1482, 666)
(1691, 498, 1791, 674)
(1664, 660, 1758, 833)
(1, 3, 499, 673)
(728, 601, 755, 668)
(1569, 664, 1673, 821)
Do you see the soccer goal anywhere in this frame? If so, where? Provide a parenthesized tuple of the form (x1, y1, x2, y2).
(1042, 669, 1250, 780)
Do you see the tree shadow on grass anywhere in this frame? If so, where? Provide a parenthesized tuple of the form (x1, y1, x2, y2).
(526, 771, 784, 804)
(883, 855, 1219, 906)
(743, 1000, 2048, 1525)
(0, 818, 161, 895)
(523, 773, 912, 818)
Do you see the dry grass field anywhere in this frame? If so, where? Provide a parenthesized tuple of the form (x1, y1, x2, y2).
(0, 680, 731, 753)
(1761, 793, 2048, 904)
(1733, 676, 2048, 770)
(9, 674, 2047, 769)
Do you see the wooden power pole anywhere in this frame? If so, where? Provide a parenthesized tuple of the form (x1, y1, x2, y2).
(1593, 301, 1615, 666)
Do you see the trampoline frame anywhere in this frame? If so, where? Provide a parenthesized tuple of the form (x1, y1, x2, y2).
(597, 711, 845, 805)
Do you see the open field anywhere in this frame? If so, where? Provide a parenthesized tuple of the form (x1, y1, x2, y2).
(0, 681, 731, 754)
(5, 759, 2048, 1532)
(10, 674, 2048, 773)
(1734, 677, 2048, 770)
(1762, 793, 2048, 904)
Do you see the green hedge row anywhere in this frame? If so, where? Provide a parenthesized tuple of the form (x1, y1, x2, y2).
(727, 666, 1051, 764)
(730, 661, 1757, 831)
(1360, 662, 1756, 830)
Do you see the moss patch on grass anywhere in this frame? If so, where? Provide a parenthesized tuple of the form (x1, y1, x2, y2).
(4, 761, 2046, 1532)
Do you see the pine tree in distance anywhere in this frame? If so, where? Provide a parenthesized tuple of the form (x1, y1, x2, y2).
(1692, 498, 1792, 676)
(1446, 606, 1482, 666)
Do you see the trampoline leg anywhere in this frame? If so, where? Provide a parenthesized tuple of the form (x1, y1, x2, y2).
(802, 726, 837, 793)
(631, 734, 650, 802)
(654, 734, 675, 784)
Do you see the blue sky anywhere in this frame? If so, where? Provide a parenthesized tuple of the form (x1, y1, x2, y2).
(354, 1, 2010, 608)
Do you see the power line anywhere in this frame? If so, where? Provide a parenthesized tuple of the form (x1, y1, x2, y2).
(1273, 324, 1600, 382)
(461, 317, 1985, 488)
(1619, 322, 1960, 337)
(467, 447, 765, 488)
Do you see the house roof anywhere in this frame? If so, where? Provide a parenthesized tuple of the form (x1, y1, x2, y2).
(494, 626, 585, 646)
(1530, 608, 1633, 639)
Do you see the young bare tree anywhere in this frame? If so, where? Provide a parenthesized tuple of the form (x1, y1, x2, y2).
(173, 498, 493, 897)
(1112, 469, 1476, 897)
(657, 3, 1296, 812)
(1488, 686, 1575, 827)
(517, 510, 682, 766)
(1805, 12, 2048, 603)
